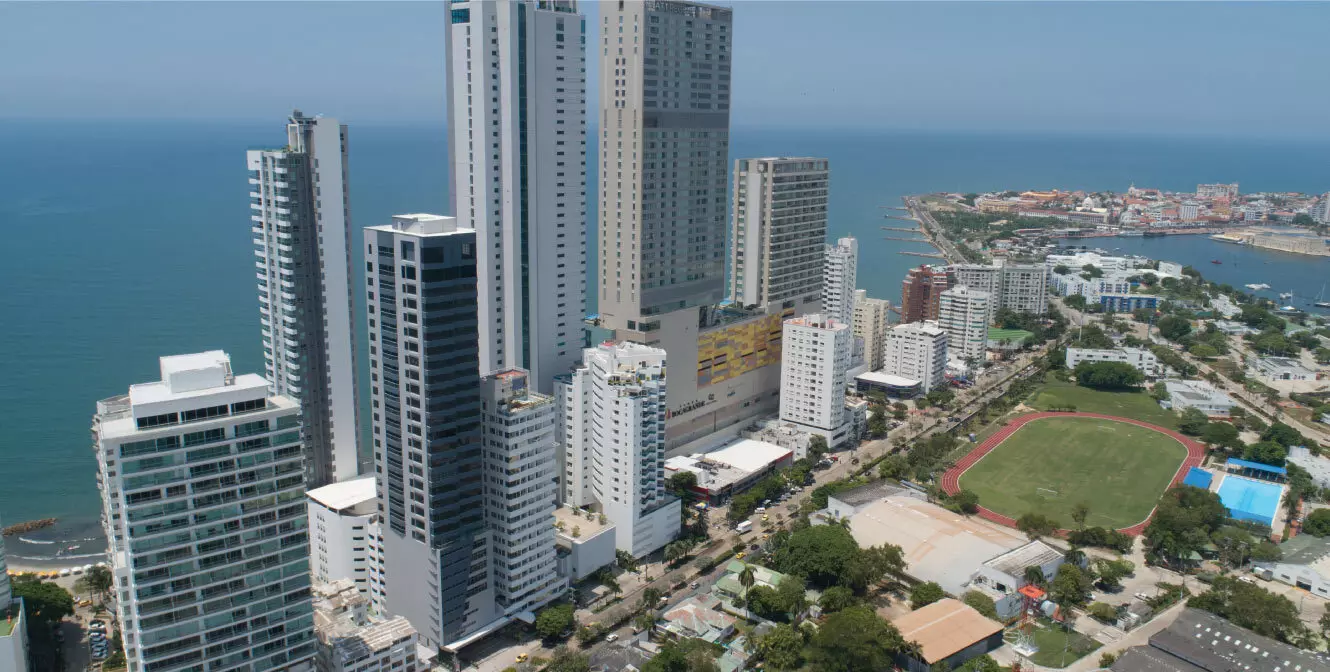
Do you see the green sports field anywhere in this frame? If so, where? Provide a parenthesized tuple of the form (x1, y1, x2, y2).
(1028, 377, 1179, 429)
(958, 417, 1187, 529)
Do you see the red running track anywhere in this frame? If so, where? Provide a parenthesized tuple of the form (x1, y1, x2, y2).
(940, 412, 1205, 536)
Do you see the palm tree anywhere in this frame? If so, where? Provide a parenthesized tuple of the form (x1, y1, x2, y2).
(1024, 565, 1046, 589)
(738, 564, 756, 604)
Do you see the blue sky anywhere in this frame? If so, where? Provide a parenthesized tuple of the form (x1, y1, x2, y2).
(3, 1, 1328, 137)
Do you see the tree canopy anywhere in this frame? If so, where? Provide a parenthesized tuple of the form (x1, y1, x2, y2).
(1143, 486, 1230, 566)
(1191, 576, 1308, 644)
(962, 590, 999, 620)
(755, 623, 804, 671)
(535, 603, 576, 640)
(1073, 361, 1145, 390)
(1157, 315, 1192, 342)
(806, 606, 907, 672)
(770, 523, 905, 593)
(1050, 564, 1094, 607)
(909, 582, 946, 609)
(1303, 509, 1330, 537)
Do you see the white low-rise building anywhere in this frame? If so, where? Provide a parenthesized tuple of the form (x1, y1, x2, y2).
(314, 580, 432, 672)
(1160, 380, 1235, 417)
(553, 506, 616, 583)
(1257, 535, 1330, 600)
(1066, 347, 1160, 377)
(308, 477, 380, 599)
(665, 438, 794, 504)
(1249, 356, 1318, 382)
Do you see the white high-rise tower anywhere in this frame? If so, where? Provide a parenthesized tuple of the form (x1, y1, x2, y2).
(248, 111, 362, 487)
(446, 0, 588, 392)
(822, 236, 858, 325)
(93, 352, 315, 672)
(938, 286, 991, 365)
(560, 342, 681, 557)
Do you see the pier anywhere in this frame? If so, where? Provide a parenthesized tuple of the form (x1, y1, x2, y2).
(899, 251, 947, 260)
(879, 205, 909, 211)
(881, 226, 921, 233)
(885, 214, 919, 222)
(884, 236, 931, 242)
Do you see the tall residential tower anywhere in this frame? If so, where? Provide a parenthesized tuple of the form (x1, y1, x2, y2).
(446, 0, 588, 391)
(93, 352, 315, 672)
(596, 0, 733, 331)
(248, 111, 363, 487)
(730, 157, 829, 313)
(822, 237, 858, 325)
(365, 215, 486, 649)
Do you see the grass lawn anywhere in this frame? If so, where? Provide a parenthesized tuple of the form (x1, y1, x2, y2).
(958, 417, 1187, 529)
(1029, 376, 1179, 429)
(988, 327, 1035, 344)
(1025, 620, 1101, 668)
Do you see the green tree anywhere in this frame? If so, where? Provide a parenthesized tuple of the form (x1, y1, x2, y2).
(1070, 501, 1091, 529)
(1200, 422, 1241, 450)
(878, 454, 910, 480)
(535, 603, 576, 641)
(737, 563, 756, 602)
(769, 524, 863, 590)
(1304, 509, 1330, 537)
(1050, 564, 1093, 607)
(546, 647, 591, 672)
(10, 577, 74, 672)
(1143, 486, 1229, 566)
(756, 623, 804, 670)
(667, 470, 698, 497)
(776, 575, 809, 618)
(616, 549, 639, 572)
(1088, 602, 1118, 623)
(806, 606, 907, 672)
(962, 590, 999, 620)
(1157, 315, 1192, 341)
(1024, 565, 1047, 588)
(634, 611, 658, 634)
(1017, 513, 1059, 538)
(1177, 407, 1210, 436)
(1243, 440, 1288, 467)
(808, 435, 829, 460)
(644, 639, 721, 672)
(1150, 381, 1171, 401)
(1320, 610, 1330, 638)
(1099, 652, 1120, 668)
(1191, 576, 1307, 644)
(1092, 558, 1135, 590)
(909, 581, 946, 609)
(955, 656, 1001, 672)
(1262, 422, 1306, 448)
(818, 585, 858, 613)
(665, 540, 692, 564)
(1054, 264, 1071, 275)
(640, 587, 662, 611)
(1073, 361, 1145, 390)
(867, 410, 889, 438)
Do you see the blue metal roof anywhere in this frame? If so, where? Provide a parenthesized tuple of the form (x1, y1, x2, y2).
(1225, 458, 1288, 476)
(1182, 467, 1213, 489)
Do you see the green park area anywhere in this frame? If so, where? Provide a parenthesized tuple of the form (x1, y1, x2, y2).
(1024, 620, 1102, 668)
(987, 327, 1034, 346)
(958, 417, 1187, 529)
(1028, 376, 1179, 429)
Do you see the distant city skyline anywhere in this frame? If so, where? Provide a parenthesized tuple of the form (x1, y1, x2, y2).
(4, 2, 1330, 138)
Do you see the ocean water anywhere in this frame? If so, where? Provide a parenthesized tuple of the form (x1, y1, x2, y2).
(3, 120, 1329, 561)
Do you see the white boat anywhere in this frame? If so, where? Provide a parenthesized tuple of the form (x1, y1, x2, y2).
(1279, 291, 1293, 300)
(1245, 283, 1270, 291)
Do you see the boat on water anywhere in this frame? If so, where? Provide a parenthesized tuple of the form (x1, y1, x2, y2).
(1210, 259, 1222, 264)
(1117, 231, 1144, 237)
(1275, 305, 1302, 315)
(1279, 291, 1293, 300)
(1314, 283, 1330, 309)
(1245, 283, 1271, 291)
